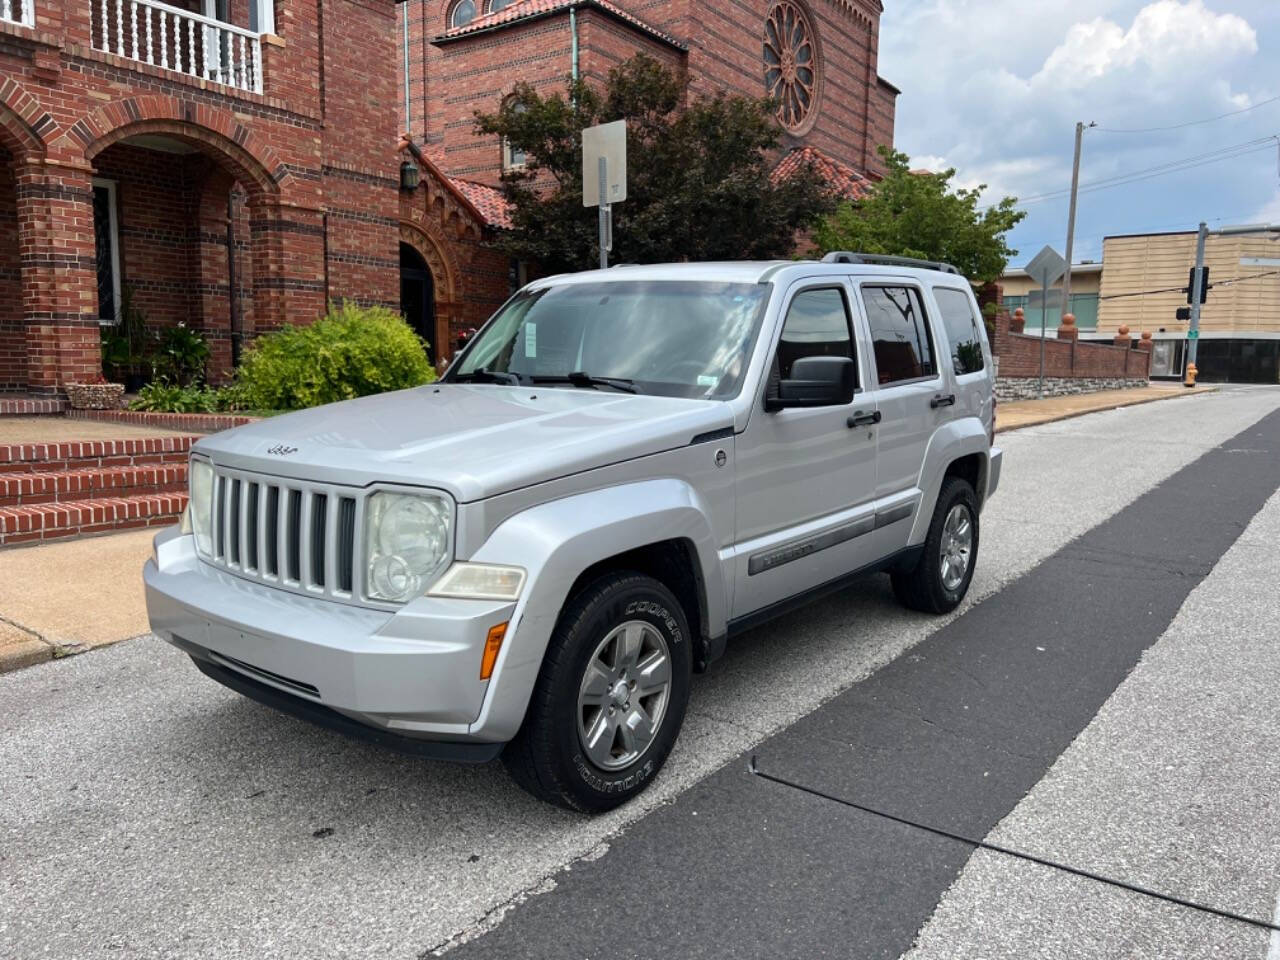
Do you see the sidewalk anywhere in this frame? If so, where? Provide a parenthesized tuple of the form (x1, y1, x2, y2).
(997, 385, 1215, 433)
(0, 528, 154, 671)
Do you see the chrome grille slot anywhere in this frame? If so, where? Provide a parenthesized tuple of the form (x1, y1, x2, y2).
(337, 497, 356, 593)
(202, 466, 362, 603)
(264, 486, 280, 577)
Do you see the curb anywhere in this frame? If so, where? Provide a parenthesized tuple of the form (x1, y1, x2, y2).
(996, 386, 1217, 435)
(0, 634, 53, 673)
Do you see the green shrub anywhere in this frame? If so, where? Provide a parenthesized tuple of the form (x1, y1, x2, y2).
(235, 302, 436, 411)
(130, 382, 218, 413)
(151, 323, 210, 386)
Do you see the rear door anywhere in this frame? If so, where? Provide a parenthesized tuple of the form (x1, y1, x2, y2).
(855, 281, 948, 544)
(930, 284, 993, 437)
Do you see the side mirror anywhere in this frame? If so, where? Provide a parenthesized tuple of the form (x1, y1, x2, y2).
(767, 356, 855, 411)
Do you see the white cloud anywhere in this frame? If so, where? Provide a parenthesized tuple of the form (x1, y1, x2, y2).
(1034, 1, 1256, 89)
(876, 0, 1275, 265)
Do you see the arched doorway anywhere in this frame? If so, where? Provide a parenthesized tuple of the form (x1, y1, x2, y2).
(400, 242, 437, 366)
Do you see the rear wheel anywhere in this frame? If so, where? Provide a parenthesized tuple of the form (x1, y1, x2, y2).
(502, 572, 692, 812)
(891, 476, 979, 614)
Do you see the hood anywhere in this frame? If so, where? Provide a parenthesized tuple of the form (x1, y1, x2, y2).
(193, 384, 732, 502)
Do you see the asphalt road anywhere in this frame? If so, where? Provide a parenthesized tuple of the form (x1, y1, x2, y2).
(3, 385, 1280, 960)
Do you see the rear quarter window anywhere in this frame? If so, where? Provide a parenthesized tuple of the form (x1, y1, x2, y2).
(933, 287, 986, 375)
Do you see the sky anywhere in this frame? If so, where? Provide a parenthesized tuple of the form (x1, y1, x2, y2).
(876, 0, 1280, 268)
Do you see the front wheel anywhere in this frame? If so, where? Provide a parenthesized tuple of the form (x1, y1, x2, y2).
(502, 572, 692, 812)
(891, 476, 979, 614)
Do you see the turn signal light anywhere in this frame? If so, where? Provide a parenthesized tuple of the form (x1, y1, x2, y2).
(480, 622, 508, 680)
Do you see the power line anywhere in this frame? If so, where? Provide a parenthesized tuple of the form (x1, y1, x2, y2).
(1016, 139, 1278, 207)
(1095, 94, 1280, 134)
(1098, 270, 1280, 301)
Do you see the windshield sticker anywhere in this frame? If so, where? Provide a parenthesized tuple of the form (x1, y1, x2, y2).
(697, 375, 719, 390)
(524, 323, 537, 358)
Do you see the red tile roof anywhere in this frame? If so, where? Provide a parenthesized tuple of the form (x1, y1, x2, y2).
(772, 146, 872, 201)
(453, 179, 513, 229)
(435, 0, 685, 50)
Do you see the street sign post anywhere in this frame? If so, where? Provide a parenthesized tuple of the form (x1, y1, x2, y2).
(582, 120, 627, 270)
(1024, 245, 1067, 399)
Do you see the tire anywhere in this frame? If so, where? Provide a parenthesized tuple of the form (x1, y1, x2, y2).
(891, 477, 980, 615)
(502, 572, 693, 813)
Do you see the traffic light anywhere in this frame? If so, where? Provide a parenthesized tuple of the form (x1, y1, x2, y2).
(1186, 266, 1209, 304)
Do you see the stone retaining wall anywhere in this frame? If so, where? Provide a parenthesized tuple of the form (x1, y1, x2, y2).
(995, 377, 1149, 403)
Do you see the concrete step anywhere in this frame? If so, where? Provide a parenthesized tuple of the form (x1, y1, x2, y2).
(0, 436, 197, 474)
(0, 492, 189, 546)
(0, 463, 188, 507)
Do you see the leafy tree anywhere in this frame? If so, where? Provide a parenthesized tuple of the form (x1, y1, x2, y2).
(475, 55, 836, 272)
(813, 147, 1026, 283)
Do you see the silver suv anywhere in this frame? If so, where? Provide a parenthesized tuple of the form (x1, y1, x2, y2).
(145, 254, 1002, 812)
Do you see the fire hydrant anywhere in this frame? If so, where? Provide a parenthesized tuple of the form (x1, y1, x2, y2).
(1184, 362, 1198, 388)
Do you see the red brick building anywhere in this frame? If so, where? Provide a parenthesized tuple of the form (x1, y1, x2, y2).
(0, 0, 402, 394)
(0, 0, 896, 395)
(396, 0, 898, 363)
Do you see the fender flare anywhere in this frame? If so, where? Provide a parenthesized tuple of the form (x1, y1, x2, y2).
(907, 418, 990, 545)
(465, 478, 726, 742)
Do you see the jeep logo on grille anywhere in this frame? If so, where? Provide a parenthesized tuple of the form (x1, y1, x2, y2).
(266, 444, 298, 456)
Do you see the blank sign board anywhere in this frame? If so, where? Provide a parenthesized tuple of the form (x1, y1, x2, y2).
(583, 120, 627, 208)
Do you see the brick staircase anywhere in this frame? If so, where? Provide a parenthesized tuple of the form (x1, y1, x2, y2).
(0, 437, 194, 545)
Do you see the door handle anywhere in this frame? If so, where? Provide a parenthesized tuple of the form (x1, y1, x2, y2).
(847, 410, 881, 428)
(930, 394, 956, 409)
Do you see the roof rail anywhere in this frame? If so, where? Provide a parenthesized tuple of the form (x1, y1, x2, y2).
(821, 251, 962, 276)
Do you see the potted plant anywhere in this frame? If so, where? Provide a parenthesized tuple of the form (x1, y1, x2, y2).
(150, 323, 211, 387)
(66, 373, 126, 410)
(100, 286, 153, 391)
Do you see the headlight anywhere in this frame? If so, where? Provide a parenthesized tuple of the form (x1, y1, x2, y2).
(428, 563, 526, 601)
(364, 492, 452, 603)
(189, 459, 214, 556)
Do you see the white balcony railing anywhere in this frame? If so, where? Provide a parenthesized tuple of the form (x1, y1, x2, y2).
(92, 0, 263, 95)
(1, 0, 35, 28)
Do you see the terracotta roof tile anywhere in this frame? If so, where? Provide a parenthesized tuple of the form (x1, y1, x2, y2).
(436, 0, 685, 50)
(772, 145, 872, 201)
(452, 179, 513, 229)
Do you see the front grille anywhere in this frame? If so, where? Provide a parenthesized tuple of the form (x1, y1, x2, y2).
(207, 466, 360, 602)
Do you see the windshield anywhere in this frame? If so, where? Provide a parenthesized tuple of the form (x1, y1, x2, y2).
(448, 280, 771, 399)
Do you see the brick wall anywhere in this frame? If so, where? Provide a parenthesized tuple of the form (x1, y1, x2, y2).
(0, 148, 20, 390)
(0, 0, 402, 392)
(993, 312, 1152, 381)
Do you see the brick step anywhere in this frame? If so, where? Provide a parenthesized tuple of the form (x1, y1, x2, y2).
(0, 397, 67, 416)
(0, 436, 197, 474)
(0, 492, 189, 546)
(0, 462, 188, 507)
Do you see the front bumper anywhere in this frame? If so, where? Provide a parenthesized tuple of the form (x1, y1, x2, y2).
(145, 528, 516, 752)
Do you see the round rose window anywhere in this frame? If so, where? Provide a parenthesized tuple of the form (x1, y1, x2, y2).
(764, 0, 821, 135)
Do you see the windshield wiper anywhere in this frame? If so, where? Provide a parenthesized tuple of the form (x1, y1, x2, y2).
(453, 367, 523, 386)
(533, 372, 639, 394)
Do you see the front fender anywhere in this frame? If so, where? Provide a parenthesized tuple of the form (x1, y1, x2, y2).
(465, 478, 725, 742)
(907, 418, 990, 546)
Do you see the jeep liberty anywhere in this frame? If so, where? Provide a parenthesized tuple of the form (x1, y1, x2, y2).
(145, 253, 1003, 812)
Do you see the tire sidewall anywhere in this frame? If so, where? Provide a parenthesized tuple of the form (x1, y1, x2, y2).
(548, 577, 692, 810)
(930, 480, 980, 609)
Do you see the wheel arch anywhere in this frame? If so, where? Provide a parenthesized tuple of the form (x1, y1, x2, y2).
(907, 419, 991, 546)
(464, 479, 727, 742)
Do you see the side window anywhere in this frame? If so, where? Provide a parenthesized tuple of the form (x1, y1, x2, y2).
(776, 287, 855, 382)
(933, 287, 986, 375)
(862, 285, 936, 385)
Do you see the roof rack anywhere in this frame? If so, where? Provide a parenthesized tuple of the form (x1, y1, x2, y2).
(821, 251, 961, 275)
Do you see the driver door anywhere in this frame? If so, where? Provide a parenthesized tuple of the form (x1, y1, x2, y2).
(730, 281, 879, 620)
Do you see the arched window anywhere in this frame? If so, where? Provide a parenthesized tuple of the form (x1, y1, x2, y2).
(502, 99, 528, 171)
(489, 0, 516, 11)
(449, 0, 476, 28)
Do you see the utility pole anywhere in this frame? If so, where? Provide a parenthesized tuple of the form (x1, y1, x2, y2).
(1061, 121, 1095, 317)
(1187, 221, 1208, 376)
